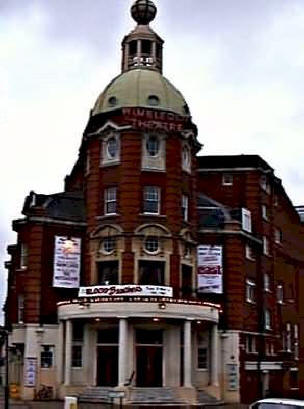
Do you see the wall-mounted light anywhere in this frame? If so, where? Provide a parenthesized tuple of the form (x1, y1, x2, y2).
(153, 318, 160, 322)
(158, 302, 166, 310)
(79, 302, 90, 309)
(95, 318, 101, 322)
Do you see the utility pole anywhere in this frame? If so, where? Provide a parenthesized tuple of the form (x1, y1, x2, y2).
(0, 329, 9, 409)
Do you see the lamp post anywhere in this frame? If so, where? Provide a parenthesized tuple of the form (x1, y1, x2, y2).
(0, 328, 9, 409)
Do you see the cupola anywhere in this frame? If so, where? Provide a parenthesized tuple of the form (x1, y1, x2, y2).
(121, 0, 164, 73)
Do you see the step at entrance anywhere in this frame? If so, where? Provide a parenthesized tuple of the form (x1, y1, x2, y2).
(128, 387, 186, 404)
(78, 387, 114, 403)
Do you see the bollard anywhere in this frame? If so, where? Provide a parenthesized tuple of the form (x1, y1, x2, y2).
(64, 396, 78, 409)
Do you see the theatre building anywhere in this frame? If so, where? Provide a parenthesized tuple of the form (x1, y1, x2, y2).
(4, 0, 304, 405)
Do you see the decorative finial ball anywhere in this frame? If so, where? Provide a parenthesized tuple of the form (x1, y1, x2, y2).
(131, 0, 157, 25)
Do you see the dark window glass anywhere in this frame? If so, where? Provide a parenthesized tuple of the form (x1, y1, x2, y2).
(143, 186, 159, 214)
(146, 135, 159, 154)
(147, 96, 160, 107)
(197, 347, 208, 369)
(105, 187, 117, 214)
(103, 237, 116, 253)
(97, 328, 119, 344)
(72, 345, 82, 368)
(138, 260, 164, 285)
(142, 40, 152, 54)
(107, 137, 118, 158)
(72, 321, 84, 342)
(144, 236, 159, 253)
(181, 264, 192, 297)
(108, 97, 117, 107)
(129, 41, 137, 56)
(40, 346, 53, 368)
(97, 261, 118, 285)
(136, 329, 163, 344)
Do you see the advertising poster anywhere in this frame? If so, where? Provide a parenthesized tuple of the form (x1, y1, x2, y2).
(197, 245, 223, 293)
(53, 236, 81, 288)
(24, 358, 37, 387)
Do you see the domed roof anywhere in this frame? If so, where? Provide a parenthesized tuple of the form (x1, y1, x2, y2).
(92, 69, 189, 116)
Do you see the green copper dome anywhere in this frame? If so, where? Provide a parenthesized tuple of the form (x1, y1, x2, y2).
(92, 69, 190, 116)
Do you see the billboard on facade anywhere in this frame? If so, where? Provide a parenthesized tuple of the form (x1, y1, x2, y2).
(197, 245, 223, 293)
(53, 236, 81, 288)
(79, 284, 173, 298)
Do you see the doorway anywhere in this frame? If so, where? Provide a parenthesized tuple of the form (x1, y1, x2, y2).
(96, 346, 118, 386)
(96, 328, 118, 386)
(136, 329, 163, 387)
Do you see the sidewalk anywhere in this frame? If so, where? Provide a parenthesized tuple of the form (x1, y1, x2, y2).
(0, 401, 249, 409)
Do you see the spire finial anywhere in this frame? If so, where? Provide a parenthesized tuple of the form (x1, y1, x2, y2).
(131, 0, 157, 25)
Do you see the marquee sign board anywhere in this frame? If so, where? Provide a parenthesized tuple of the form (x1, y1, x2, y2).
(79, 284, 173, 298)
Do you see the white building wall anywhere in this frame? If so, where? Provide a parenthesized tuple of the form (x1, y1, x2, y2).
(220, 330, 240, 403)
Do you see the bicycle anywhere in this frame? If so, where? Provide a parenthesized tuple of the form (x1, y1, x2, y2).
(34, 384, 53, 400)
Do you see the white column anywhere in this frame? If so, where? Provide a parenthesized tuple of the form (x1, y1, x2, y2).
(57, 320, 64, 384)
(137, 39, 142, 58)
(210, 323, 219, 386)
(64, 319, 72, 386)
(118, 318, 128, 387)
(152, 41, 157, 61)
(183, 320, 192, 387)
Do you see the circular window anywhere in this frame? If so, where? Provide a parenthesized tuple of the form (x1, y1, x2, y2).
(102, 237, 116, 254)
(108, 96, 118, 107)
(144, 236, 159, 254)
(183, 103, 190, 115)
(107, 137, 118, 159)
(146, 135, 159, 156)
(182, 145, 191, 168)
(147, 95, 160, 106)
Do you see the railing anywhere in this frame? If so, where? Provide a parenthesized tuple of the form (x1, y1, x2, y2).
(128, 54, 161, 70)
(124, 370, 135, 386)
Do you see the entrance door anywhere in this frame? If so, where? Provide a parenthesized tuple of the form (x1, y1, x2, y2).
(136, 346, 162, 387)
(96, 346, 118, 386)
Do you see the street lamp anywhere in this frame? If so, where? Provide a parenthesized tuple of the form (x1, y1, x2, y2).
(0, 328, 9, 409)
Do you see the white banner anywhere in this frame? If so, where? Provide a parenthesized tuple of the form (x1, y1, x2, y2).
(197, 245, 223, 293)
(79, 284, 173, 298)
(53, 236, 81, 288)
(24, 358, 37, 387)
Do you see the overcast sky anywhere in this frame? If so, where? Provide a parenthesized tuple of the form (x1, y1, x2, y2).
(1, 0, 304, 323)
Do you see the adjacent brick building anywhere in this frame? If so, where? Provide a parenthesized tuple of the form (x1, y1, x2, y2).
(4, 0, 304, 405)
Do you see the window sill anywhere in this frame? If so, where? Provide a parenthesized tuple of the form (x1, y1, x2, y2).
(141, 168, 166, 173)
(245, 257, 256, 262)
(100, 160, 120, 168)
(140, 213, 167, 218)
(96, 214, 120, 220)
(16, 267, 28, 272)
